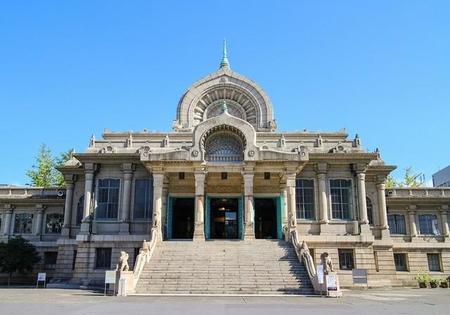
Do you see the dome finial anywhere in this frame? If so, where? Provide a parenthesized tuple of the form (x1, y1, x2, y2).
(219, 39, 230, 69)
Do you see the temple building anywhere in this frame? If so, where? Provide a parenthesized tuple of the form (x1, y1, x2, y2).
(0, 44, 449, 292)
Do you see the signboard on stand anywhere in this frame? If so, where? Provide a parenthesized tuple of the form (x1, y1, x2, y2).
(36, 273, 46, 288)
(316, 264, 324, 284)
(104, 270, 117, 296)
(326, 274, 337, 291)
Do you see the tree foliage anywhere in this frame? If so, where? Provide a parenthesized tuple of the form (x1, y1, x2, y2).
(26, 144, 73, 187)
(0, 236, 41, 285)
(385, 167, 425, 188)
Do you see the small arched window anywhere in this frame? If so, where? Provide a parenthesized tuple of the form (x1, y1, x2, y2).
(366, 197, 374, 225)
(76, 195, 84, 226)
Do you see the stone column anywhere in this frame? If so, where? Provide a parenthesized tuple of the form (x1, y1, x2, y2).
(408, 206, 418, 237)
(281, 185, 289, 227)
(34, 205, 45, 237)
(152, 172, 164, 241)
(441, 206, 449, 237)
(2, 205, 14, 236)
(356, 171, 370, 234)
(286, 173, 297, 233)
(243, 172, 255, 240)
(376, 177, 390, 238)
(120, 163, 134, 234)
(80, 163, 95, 234)
(62, 176, 75, 237)
(193, 171, 206, 240)
(316, 163, 329, 231)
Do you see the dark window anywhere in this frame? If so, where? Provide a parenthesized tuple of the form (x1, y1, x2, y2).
(330, 180, 352, 220)
(221, 172, 228, 180)
(338, 249, 354, 270)
(76, 195, 84, 225)
(14, 213, 33, 234)
(0, 214, 2, 234)
(44, 252, 58, 270)
(72, 250, 77, 270)
(388, 214, 406, 235)
(427, 253, 441, 272)
(264, 172, 271, 180)
(394, 253, 408, 271)
(366, 197, 374, 225)
(95, 248, 112, 269)
(419, 214, 439, 235)
(296, 179, 315, 219)
(45, 213, 64, 233)
(178, 172, 185, 180)
(133, 179, 153, 220)
(96, 179, 120, 219)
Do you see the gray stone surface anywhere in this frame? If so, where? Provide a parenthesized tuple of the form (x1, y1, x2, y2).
(0, 287, 449, 315)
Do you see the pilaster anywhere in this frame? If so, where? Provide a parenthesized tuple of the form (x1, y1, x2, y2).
(441, 205, 449, 238)
(355, 166, 370, 235)
(80, 163, 95, 234)
(376, 176, 390, 239)
(2, 204, 14, 236)
(286, 171, 297, 233)
(243, 168, 255, 240)
(34, 204, 45, 237)
(408, 205, 418, 238)
(62, 175, 76, 237)
(152, 172, 165, 241)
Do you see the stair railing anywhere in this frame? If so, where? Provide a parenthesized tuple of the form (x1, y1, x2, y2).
(117, 226, 159, 295)
(290, 230, 321, 294)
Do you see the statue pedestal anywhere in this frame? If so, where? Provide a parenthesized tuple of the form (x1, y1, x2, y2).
(117, 271, 134, 296)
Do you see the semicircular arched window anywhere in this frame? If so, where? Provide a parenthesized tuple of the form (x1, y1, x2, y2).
(205, 131, 244, 163)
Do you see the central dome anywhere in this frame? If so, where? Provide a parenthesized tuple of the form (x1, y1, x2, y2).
(172, 43, 276, 132)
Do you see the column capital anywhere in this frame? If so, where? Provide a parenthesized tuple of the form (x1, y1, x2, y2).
(376, 181, 386, 190)
(64, 174, 77, 184)
(122, 162, 135, 173)
(408, 205, 417, 212)
(3, 204, 15, 211)
(357, 172, 366, 181)
(315, 162, 328, 174)
(376, 175, 387, 186)
(353, 163, 368, 174)
(441, 205, 449, 212)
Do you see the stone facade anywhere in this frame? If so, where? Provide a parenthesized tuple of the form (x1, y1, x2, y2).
(0, 54, 449, 288)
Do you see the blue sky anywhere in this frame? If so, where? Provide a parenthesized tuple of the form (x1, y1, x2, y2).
(0, 1, 449, 185)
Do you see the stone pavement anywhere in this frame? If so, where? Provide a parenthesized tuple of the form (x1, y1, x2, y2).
(0, 287, 448, 315)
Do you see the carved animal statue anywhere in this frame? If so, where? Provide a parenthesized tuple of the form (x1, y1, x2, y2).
(116, 251, 129, 272)
(320, 252, 334, 274)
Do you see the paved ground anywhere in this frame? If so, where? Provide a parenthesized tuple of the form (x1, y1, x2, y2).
(0, 287, 448, 315)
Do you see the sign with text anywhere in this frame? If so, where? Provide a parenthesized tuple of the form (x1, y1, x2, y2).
(326, 274, 337, 291)
(37, 273, 46, 282)
(316, 264, 324, 284)
(352, 269, 368, 285)
(105, 270, 116, 284)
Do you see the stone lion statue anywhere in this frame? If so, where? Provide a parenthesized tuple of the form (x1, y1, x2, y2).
(320, 252, 334, 274)
(116, 251, 129, 272)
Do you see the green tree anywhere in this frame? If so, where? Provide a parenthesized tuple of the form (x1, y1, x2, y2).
(26, 144, 57, 187)
(0, 236, 41, 286)
(55, 148, 74, 187)
(385, 167, 425, 188)
(26, 145, 73, 187)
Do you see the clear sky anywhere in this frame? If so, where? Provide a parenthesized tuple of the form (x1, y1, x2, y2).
(0, 1, 449, 186)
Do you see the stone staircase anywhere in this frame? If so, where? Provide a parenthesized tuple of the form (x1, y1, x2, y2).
(134, 240, 314, 295)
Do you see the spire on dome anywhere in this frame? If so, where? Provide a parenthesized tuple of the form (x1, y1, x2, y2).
(219, 39, 230, 69)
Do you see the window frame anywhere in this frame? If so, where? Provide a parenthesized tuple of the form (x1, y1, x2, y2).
(295, 178, 316, 220)
(95, 248, 112, 270)
(338, 249, 355, 270)
(329, 179, 354, 221)
(45, 213, 64, 234)
(388, 214, 407, 235)
(418, 214, 440, 236)
(132, 178, 153, 221)
(95, 178, 121, 221)
(427, 253, 442, 272)
(13, 213, 34, 234)
(394, 253, 409, 272)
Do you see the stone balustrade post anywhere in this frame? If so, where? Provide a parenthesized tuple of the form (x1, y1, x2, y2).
(243, 172, 255, 240)
(120, 163, 134, 234)
(194, 170, 206, 240)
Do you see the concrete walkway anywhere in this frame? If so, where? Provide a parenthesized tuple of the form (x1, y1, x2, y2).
(0, 287, 448, 315)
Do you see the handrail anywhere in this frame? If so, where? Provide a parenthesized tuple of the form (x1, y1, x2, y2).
(290, 230, 321, 293)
